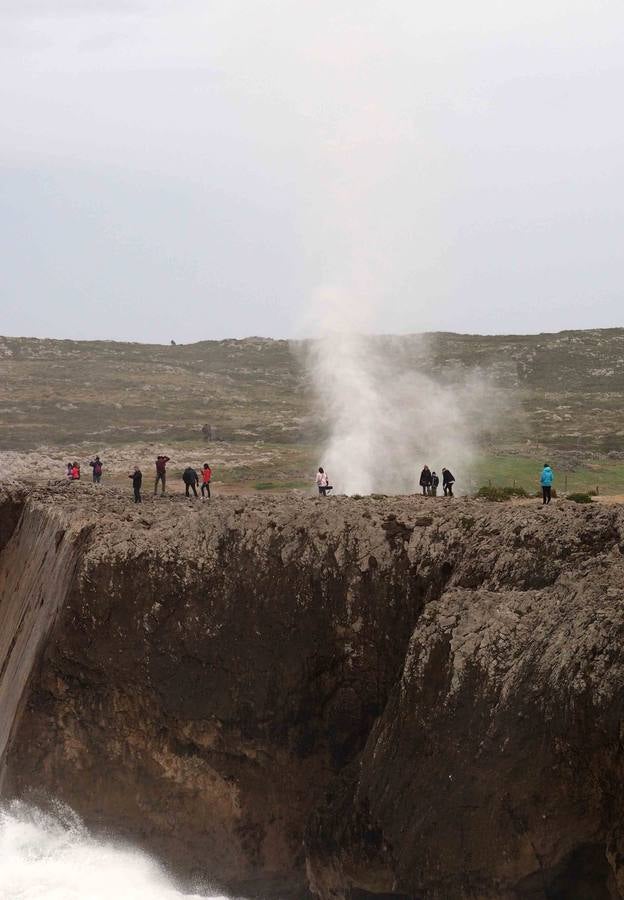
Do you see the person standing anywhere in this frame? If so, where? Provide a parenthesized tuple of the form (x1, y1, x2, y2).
(154, 455, 170, 495)
(540, 463, 554, 505)
(129, 467, 142, 503)
(183, 466, 199, 498)
(419, 465, 432, 496)
(316, 467, 332, 496)
(89, 455, 103, 484)
(431, 471, 440, 497)
(71, 462, 80, 480)
(201, 463, 212, 499)
(66, 463, 73, 480)
(442, 468, 455, 497)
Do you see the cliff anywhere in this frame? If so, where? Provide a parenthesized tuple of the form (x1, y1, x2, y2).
(0, 486, 623, 899)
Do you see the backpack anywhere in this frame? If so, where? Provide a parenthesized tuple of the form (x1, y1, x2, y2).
(94, 461, 102, 476)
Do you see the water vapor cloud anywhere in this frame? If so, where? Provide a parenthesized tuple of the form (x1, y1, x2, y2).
(302, 289, 496, 495)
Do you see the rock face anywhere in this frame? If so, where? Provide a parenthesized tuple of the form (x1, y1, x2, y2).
(0, 486, 624, 899)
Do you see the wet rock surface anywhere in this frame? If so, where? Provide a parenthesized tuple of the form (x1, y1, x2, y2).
(0, 486, 623, 898)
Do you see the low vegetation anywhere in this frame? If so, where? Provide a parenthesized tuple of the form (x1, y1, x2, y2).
(469, 455, 624, 497)
(2, 329, 624, 455)
(476, 485, 529, 502)
(2, 330, 624, 494)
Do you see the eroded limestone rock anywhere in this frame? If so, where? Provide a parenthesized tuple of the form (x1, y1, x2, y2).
(0, 486, 623, 899)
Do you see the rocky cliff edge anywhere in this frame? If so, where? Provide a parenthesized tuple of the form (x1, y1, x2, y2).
(0, 485, 623, 900)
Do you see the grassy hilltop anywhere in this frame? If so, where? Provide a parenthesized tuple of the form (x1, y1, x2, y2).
(0, 328, 623, 493)
(0, 335, 303, 449)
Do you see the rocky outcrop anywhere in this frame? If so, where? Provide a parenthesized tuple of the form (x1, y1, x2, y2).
(0, 487, 87, 769)
(305, 504, 624, 900)
(0, 487, 623, 899)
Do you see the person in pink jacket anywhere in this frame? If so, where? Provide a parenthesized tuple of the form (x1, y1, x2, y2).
(315, 467, 333, 497)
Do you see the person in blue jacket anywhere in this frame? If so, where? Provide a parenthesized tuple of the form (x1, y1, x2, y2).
(540, 463, 554, 505)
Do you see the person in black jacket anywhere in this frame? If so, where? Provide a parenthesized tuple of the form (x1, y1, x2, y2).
(442, 467, 455, 497)
(431, 471, 440, 497)
(129, 467, 142, 503)
(419, 465, 432, 496)
(183, 466, 199, 498)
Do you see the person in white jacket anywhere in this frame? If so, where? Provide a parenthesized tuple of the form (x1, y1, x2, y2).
(316, 467, 332, 497)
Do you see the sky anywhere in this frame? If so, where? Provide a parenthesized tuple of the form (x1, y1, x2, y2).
(1, 0, 623, 343)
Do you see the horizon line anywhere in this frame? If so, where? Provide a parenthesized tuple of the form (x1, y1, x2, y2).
(1, 324, 623, 348)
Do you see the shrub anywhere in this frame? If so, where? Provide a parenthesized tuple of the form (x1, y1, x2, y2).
(567, 492, 593, 504)
(502, 485, 529, 498)
(476, 485, 529, 502)
(476, 486, 507, 502)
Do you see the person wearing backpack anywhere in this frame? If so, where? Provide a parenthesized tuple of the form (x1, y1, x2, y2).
(183, 466, 199, 498)
(201, 463, 212, 499)
(442, 467, 455, 497)
(540, 463, 554, 505)
(431, 471, 440, 497)
(89, 455, 103, 484)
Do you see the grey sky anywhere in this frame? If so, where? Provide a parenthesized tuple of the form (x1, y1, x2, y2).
(1, 0, 623, 342)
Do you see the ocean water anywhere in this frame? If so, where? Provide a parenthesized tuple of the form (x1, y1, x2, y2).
(0, 801, 227, 900)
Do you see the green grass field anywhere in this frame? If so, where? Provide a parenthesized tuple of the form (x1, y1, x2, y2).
(158, 449, 624, 496)
(222, 452, 624, 496)
(469, 455, 624, 496)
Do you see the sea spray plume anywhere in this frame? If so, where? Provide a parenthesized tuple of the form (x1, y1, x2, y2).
(0, 801, 225, 900)
(309, 329, 380, 495)
(300, 285, 384, 496)
(301, 312, 497, 495)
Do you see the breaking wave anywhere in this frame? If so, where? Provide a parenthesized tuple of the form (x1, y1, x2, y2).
(0, 801, 228, 900)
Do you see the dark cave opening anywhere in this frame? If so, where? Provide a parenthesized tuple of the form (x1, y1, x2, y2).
(516, 842, 618, 900)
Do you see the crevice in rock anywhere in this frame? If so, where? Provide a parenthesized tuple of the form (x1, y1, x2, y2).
(515, 842, 619, 900)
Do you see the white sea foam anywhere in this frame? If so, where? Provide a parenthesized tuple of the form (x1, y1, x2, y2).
(0, 801, 227, 900)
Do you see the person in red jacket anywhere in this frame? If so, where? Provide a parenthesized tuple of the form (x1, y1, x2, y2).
(71, 462, 80, 480)
(154, 455, 170, 495)
(201, 463, 212, 499)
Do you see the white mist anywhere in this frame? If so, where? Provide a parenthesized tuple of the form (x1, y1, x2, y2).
(303, 289, 487, 496)
(0, 802, 226, 900)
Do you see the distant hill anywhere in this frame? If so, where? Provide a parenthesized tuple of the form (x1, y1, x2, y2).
(0, 329, 623, 455)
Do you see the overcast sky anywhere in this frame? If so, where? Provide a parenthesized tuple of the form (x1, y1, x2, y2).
(1, 0, 623, 343)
